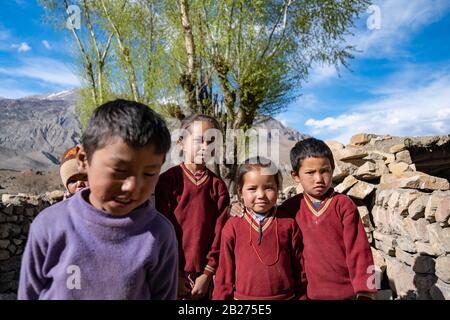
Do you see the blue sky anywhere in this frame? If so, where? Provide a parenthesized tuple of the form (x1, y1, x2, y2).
(1, 0, 449, 144)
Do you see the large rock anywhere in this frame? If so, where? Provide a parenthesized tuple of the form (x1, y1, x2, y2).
(412, 256, 436, 274)
(350, 133, 377, 146)
(395, 249, 416, 266)
(371, 151, 395, 164)
(379, 172, 450, 191)
(334, 175, 358, 194)
(435, 256, 450, 283)
(373, 231, 396, 255)
(388, 162, 411, 176)
(371, 247, 386, 289)
(347, 181, 375, 200)
(396, 150, 413, 165)
(332, 160, 358, 181)
(355, 160, 389, 181)
(415, 241, 445, 257)
(430, 279, 450, 300)
(408, 195, 430, 220)
(384, 256, 416, 299)
(334, 145, 368, 161)
(424, 191, 450, 224)
(403, 217, 429, 242)
(387, 189, 421, 217)
(396, 236, 417, 254)
(389, 144, 406, 154)
(427, 223, 450, 253)
(375, 189, 391, 207)
(358, 206, 374, 232)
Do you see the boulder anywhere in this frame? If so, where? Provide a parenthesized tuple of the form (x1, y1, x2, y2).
(388, 162, 411, 176)
(379, 172, 450, 191)
(385, 256, 415, 299)
(347, 181, 375, 200)
(403, 217, 429, 242)
(427, 223, 450, 253)
(408, 195, 430, 220)
(435, 256, 450, 283)
(334, 175, 358, 194)
(396, 150, 413, 165)
(430, 279, 450, 300)
(389, 144, 406, 154)
(350, 133, 377, 146)
(358, 206, 374, 232)
(334, 145, 368, 161)
(355, 160, 389, 181)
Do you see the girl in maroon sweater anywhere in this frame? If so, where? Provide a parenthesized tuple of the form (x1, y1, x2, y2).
(155, 114, 229, 299)
(213, 157, 307, 300)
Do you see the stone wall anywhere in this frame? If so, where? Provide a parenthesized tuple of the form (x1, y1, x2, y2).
(0, 192, 62, 300)
(326, 134, 450, 300)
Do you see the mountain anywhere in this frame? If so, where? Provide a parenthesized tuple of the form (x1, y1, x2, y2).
(0, 91, 308, 171)
(0, 91, 82, 170)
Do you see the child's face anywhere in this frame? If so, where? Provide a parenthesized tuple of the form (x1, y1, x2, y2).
(77, 137, 165, 216)
(67, 173, 88, 194)
(181, 121, 216, 165)
(240, 168, 278, 214)
(291, 156, 333, 200)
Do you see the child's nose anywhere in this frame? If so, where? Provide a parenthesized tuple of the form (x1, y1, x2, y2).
(122, 176, 140, 193)
(314, 173, 324, 183)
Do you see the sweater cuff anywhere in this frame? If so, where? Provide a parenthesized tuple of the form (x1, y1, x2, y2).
(203, 265, 216, 277)
(356, 292, 376, 300)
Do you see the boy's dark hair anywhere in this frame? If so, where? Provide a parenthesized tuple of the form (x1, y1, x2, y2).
(234, 156, 282, 200)
(290, 138, 335, 173)
(82, 99, 171, 160)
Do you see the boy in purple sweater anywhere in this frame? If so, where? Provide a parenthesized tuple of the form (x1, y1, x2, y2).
(18, 99, 178, 300)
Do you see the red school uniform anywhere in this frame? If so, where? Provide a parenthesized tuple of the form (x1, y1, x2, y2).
(212, 207, 307, 300)
(155, 163, 230, 277)
(280, 190, 376, 300)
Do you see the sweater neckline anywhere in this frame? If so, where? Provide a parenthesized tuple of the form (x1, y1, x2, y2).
(180, 163, 209, 187)
(70, 189, 154, 230)
(303, 190, 335, 218)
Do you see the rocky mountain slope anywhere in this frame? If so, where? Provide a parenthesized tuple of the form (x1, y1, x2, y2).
(0, 91, 309, 171)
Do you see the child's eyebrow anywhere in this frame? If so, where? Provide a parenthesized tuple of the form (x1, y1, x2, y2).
(108, 158, 161, 168)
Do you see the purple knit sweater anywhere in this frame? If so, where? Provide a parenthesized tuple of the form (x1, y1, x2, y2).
(18, 189, 178, 300)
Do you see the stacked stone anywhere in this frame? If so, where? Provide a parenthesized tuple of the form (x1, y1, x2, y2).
(0, 191, 62, 300)
(325, 134, 450, 300)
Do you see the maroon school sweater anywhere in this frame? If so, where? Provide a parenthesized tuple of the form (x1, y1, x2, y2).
(281, 191, 376, 299)
(155, 164, 230, 276)
(212, 208, 307, 300)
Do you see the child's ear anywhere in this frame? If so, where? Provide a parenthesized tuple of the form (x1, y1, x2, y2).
(76, 144, 88, 174)
(290, 170, 301, 183)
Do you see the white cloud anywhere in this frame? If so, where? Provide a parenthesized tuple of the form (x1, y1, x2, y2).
(11, 42, 32, 52)
(305, 69, 450, 144)
(42, 40, 51, 50)
(0, 57, 80, 86)
(306, 64, 338, 86)
(352, 0, 450, 58)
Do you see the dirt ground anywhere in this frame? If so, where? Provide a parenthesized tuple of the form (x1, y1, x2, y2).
(0, 169, 64, 195)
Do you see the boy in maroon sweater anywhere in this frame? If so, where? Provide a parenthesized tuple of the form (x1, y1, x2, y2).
(155, 114, 230, 300)
(282, 138, 376, 299)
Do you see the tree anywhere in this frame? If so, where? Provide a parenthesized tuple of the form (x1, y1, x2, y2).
(40, 0, 370, 184)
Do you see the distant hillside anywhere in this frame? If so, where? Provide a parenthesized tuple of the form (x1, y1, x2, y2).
(0, 90, 309, 171)
(0, 91, 81, 170)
